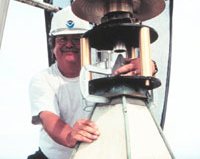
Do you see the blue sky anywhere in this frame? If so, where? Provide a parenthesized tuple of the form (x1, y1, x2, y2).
(0, 0, 200, 159)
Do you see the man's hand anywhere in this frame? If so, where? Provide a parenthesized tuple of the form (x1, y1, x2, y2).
(39, 111, 100, 148)
(67, 119, 100, 147)
(114, 58, 157, 76)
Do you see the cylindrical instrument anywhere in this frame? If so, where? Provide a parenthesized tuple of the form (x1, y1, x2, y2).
(139, 27, 152, 86)
(80, 37, 92, 80)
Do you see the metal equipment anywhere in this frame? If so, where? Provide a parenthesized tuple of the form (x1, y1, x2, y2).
(72, 0, 166, 24)
(71, 0, 175, 158)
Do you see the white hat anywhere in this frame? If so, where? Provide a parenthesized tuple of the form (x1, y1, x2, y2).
(50, 6, 91, 36)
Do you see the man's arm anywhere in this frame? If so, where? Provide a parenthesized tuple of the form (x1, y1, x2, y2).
(39, 111, 100, 148)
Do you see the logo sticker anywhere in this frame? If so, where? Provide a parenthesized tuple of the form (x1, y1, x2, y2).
(66, 20, 74, 28)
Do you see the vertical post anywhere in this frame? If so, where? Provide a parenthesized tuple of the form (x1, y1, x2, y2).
(0, 0, 10, 49)
(126, 47, 136, 59)
(122, 96, 131, 159)
(131, 47, 136, 58)
(80, 37, 92, 80)
(139, 27, 152, 86)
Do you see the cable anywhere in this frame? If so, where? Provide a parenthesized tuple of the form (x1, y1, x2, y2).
(160, 0, 174, 129)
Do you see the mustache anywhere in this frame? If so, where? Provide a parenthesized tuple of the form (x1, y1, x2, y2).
(60, 48, 79, 54)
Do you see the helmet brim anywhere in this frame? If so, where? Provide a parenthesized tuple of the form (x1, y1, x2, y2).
(50, 28, 88, 36)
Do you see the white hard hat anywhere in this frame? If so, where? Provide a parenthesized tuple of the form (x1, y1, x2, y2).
(50, 6, 91, 36)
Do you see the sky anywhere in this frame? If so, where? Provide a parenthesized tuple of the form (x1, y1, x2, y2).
(164, 0, 200, 158)
(0, 0, 200, 159)
(0, 1, 48, 158)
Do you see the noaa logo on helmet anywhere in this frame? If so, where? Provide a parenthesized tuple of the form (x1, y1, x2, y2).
(66, 20, 74, 28)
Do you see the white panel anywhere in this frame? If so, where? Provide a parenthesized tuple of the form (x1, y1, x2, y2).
(74, 104, 127, 159)
(127, 101, 172, 159)
(72, 98, 172, 159)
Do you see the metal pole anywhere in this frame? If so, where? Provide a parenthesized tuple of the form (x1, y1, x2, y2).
(14, 0, 60, 12)
(131, 47, 136, 58)
(122, 96, 132, 159)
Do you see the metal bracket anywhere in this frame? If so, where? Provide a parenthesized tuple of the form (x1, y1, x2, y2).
(80, 64, 112, 104)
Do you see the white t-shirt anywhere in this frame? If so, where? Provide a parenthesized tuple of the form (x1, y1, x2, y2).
(29, 63, 91, 159)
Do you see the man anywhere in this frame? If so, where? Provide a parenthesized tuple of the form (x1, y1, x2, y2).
(28, 6, 157, 159)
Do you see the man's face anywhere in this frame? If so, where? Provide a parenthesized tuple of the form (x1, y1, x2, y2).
(53, 34, 81, 66)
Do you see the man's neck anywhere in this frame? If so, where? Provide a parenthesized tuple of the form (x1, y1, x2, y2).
(57, 63, 80, 78)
